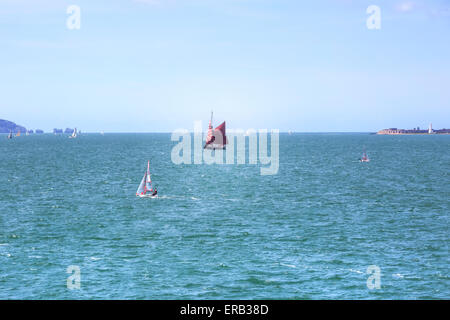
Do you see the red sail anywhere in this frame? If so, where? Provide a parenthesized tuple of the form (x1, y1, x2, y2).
(214, 121, 226, 146)
(204, 121, 227, 149)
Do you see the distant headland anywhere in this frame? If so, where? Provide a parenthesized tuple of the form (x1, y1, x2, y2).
(0, 119, 28, 133)
(0, 119, 76, 134)
(377, 124, 450, 135)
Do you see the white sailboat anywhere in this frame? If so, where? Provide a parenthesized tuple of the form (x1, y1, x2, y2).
(359, 150, 370, 162)
(136, 161, 157, 198)
(69, 128, 77, 139)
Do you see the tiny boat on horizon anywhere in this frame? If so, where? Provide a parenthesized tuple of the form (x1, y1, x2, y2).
(69, 128, 78, 139)
(136, 160, 158, 198)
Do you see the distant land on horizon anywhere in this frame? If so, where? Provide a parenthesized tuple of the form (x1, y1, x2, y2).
(377, 126, 450, 135)
(0, 119, 27, 134)
(1, 118, 449, 135)
(0, 119, 75, 134)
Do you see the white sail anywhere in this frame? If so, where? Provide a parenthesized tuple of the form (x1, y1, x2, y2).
(136, 173, 146, 195)
(69, 128, 77, 139)
(145, 161, 153, 192)
(146, 175, 152, 191)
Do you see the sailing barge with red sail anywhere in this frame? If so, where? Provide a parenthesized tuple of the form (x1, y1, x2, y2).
(204, 112, 227, 150)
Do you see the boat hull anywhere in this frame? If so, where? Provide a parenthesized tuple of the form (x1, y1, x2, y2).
(204, 144, 226, 150)
(137, 194, 158, 198)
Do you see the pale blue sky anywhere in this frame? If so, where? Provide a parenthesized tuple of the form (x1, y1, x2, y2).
(0, 0, 449, 132)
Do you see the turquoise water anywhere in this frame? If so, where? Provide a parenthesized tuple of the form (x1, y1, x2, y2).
(0, 133, 448, 299)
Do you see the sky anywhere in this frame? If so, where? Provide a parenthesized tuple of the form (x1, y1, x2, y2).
(0, 0, 449, 132)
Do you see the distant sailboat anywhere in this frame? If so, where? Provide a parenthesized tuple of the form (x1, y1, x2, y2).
(360, 150, 370, 162)
(204, 111, 227, 150)
(136, 161, 158, 198)
(15, 130, 20, 137)
(7, 131, 13, 139)
(69, 128, 77, 139)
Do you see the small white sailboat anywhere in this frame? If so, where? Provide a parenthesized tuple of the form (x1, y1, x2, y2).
(69, 128, 77, 139)
(136, 161, 158, 198)
(360, 150, 370, 162)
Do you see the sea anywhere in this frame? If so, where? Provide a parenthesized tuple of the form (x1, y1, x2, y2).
(0, 133, 448, 299)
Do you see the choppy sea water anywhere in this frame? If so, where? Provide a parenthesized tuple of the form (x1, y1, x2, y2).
(0, 133, 448, 299)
